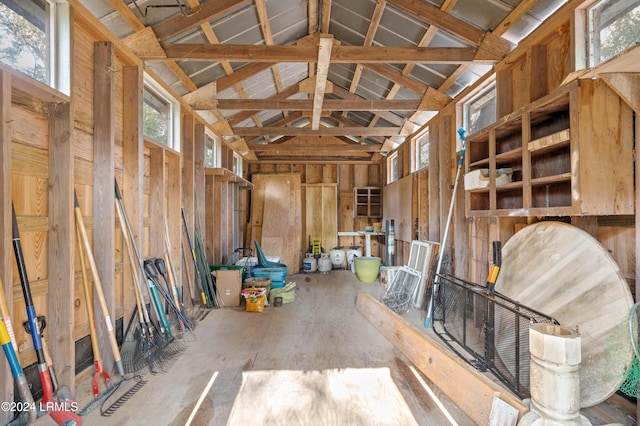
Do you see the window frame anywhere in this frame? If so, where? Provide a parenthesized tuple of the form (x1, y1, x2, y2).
(387, 151, 399, 184)
(142, 74, 181, 151)
(413, 129, 430, 172)
(232, 151, 243, 176)
(0, 0, 70, 94)
(463, 81, 497, 136)
(587, 0, 640, 67)
(204, 131, 221, 168)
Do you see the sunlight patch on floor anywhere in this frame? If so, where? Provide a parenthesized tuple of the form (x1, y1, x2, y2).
(226, 367, 419, 425)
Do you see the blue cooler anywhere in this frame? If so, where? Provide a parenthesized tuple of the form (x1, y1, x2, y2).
(253, 266, 287, 288)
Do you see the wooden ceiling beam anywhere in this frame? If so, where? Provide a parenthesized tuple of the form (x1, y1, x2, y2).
(233, 127, 401, 136)
(152, 0, 252, 41)
(312, 35, 334, 130)
(252, 143, 383, 152)
(154, 44, 486, 63)
(218, 98, 421, 111)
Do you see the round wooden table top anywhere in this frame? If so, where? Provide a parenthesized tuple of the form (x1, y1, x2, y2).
(494, 221, 634, 408)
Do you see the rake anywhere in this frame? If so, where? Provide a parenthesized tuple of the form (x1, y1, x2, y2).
(114, 179, 183, 375)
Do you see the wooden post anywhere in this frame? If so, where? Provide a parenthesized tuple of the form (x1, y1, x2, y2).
(181, 115, 195, 287)
(47, 101, 75, 392)
(193, 124, 206, 239)
(428, 118, 440, 242)
(122, 66, 144, 322)
(93, 41, 116, 373)
(0, 68, 14, 426)
(149, 147, 166, 257)
(166, 152, 182, 282)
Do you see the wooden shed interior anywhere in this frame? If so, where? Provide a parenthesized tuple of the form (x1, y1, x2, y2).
(1, 0, 640, 424)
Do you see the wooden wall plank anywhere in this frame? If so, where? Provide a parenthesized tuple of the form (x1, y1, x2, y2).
(0, 69, 13, 425)
(122, 65, 144, 321)
(428, 119, 440, 242)
(47, 101, 75, 392)
(93, 41, 116, 373)
(166, 152, 182, 281)
(149, 147, 165, 257)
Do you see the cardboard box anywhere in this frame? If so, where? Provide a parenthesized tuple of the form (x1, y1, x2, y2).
(214, 269, 242, 307)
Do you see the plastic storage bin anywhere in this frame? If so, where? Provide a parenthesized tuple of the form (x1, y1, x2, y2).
(253, 266, 287, 289)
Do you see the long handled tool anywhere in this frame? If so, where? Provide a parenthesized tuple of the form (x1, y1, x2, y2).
(0, 279, 37, 425)
(425, 128, 467, 328)
(114, 180, 182, 374)
(74, 192, 125, 380)
(181, 208, 209, 308)
(12, 203, 82, 425)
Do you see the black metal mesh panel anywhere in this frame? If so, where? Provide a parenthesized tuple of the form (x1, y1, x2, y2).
(433, 273, 559, 398)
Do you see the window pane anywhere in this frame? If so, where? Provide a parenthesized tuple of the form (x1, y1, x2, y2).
(205, 133, 217, 167)
(0, 0, 49, 84)
(143, 86, 171, 146)
(590, 0, 640, 65)
(416, 133, 430, 171)
(465, 84, 496, 134)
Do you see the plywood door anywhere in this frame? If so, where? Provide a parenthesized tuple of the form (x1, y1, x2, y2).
(252, 174, 302, 273)
(303, 184, 338, 256)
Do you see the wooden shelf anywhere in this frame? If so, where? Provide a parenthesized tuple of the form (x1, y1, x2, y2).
(529, 129, 571, 154)
(354, 186, 381, 218)
(464, 79, 634, 217)
(531, 172, 571, 186)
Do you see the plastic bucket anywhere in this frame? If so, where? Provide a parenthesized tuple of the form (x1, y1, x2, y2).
(354, 256, 381, 283)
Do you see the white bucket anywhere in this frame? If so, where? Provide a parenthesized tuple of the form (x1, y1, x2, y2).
(347, 247, 363, 274)
(318, 254, 332, 274)
(330, 247, 345, 269)
(303, 253, 317, 273)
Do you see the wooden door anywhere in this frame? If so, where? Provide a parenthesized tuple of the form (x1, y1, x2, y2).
(250, 173, 302, 273)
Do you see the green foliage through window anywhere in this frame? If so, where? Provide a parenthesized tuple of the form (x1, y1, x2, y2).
(143, 86, 170, 146)
(590, 0, 640, 65)
(0, 1, 48, 84)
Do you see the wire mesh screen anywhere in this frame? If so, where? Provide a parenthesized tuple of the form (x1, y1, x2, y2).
(432, 273, 559, 398)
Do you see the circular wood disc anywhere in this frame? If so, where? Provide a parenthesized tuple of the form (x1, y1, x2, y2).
(494, 221, 634, 408)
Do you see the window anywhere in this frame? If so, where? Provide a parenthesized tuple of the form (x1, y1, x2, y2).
(143, 75, 180, 150)
(588, 0, 640, 66)
(414, 131, 430, 172)
(463, 82, 496, 135)
(204, 132, 220, 168)
(232, 152, 243, 176)
(387, 152, 399, 184)
(0, 0, 70, 93)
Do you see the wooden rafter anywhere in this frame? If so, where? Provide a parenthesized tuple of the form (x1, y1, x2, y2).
(151, 44, 488, 63)
(217, 98, 422, 111)
(312, 35, 333, 130)
(232, 126, 401, 137)
(152, 0, 252, 41)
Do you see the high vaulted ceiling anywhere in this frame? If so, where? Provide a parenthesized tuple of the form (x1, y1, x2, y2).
(81, 0, 567, 162)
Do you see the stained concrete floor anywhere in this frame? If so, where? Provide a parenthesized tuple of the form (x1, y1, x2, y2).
(75, 270, 475, 425)
(68, 270, 636, 425)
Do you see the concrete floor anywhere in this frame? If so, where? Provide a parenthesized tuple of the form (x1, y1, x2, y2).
(69, 270, 636, 426)
(76, 270, 475, 425)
